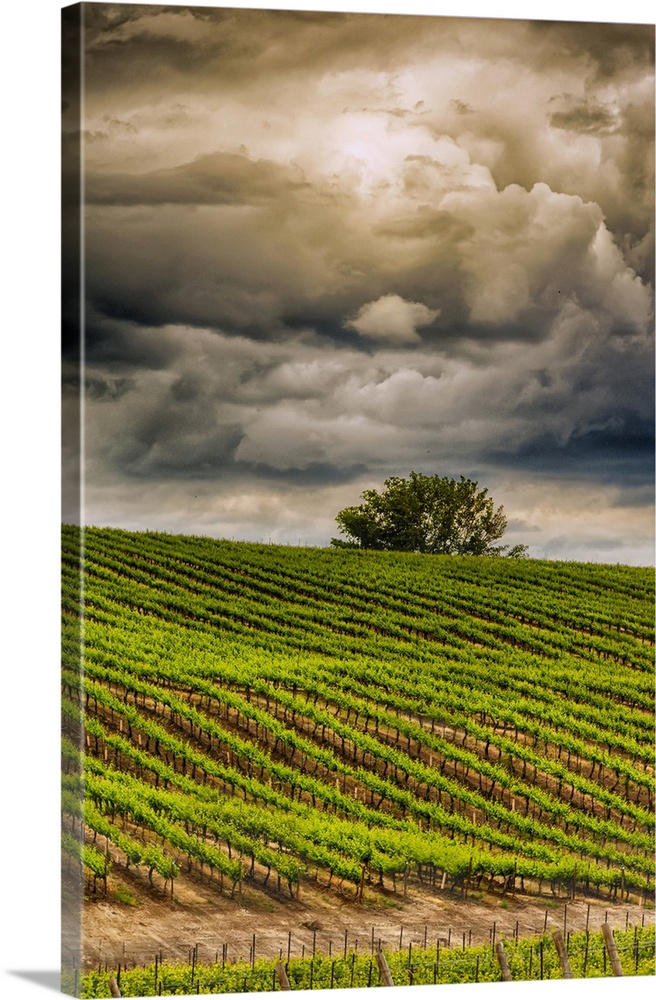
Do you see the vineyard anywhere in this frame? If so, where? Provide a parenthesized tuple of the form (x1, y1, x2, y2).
(78, 924, 655, 996)
(61, 525, 655, 992)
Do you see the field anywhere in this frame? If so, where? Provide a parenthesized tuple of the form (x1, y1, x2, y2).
(61, 525, 655, 993)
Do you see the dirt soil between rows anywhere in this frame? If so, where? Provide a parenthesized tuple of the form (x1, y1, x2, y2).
(73, 860, 654, 972)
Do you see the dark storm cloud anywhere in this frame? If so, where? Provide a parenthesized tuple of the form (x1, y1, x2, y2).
(81, 5, 437, 104)
(75, 5, 654, 562)
(78, 312, 187, 369)
(528, 20, 655, 82)
(490, 422, 654, 488)
(549, 98, 617, 135)
(86, 151, 307, 206)
(610, 99, 656, 280)
(85, 359, 245, 479)
(85, 374, 134, 400)
(238, 462, 370, 488)
(79, 316, 654, 558)
(86, 204, 326, 334)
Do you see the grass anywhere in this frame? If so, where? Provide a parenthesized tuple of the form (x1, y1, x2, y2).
(113, 884, 138, 907)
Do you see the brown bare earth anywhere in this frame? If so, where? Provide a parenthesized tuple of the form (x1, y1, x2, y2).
(75, 854, 654, 972)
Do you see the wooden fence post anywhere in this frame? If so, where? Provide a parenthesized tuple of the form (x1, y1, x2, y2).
(108, 977, 121, 998)
(601, 924, 625, 977)
(275, 961, 291, 990)
(552, 930, 574, 979)
(495, 942, 512, 981)
(376, 949, 395, 987)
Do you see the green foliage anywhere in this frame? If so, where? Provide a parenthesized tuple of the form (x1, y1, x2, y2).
(61, 525, 654, 948)
(79, 925, 656, 995)
(332, 472, 520, 556)
(113, 884, 137, 906)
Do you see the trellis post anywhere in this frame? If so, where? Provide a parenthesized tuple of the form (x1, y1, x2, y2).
(376, 948, 395, 987)
(495, 941, 512, 981)
(602, 923, 625, 977)
(552, 929, 574, 979)
(275, 961, 291, 990)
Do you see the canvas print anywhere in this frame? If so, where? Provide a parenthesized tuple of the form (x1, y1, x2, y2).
(61, 3, 655, 998)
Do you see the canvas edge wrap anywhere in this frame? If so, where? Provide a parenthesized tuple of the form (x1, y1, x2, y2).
(62, 4, 85, 996)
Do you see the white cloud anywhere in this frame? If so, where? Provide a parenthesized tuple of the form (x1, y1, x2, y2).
(345, 293, 440, 343)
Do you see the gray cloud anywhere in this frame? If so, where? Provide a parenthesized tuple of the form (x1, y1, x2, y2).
(86, 151, 307, 206)
(527, 20, 654, 83)
(549, 97, 617, 135)
(69, 6, 654, 564)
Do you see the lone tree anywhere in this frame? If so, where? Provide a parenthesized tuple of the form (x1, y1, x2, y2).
(331, 472, 527, 557)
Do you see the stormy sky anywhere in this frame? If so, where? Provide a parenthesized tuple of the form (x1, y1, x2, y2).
(62, 2, 655, 564)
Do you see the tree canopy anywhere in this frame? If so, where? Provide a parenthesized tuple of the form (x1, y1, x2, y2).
(331, 472, 528, 557)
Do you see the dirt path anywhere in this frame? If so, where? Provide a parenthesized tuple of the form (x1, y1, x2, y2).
(79, 862, 654, 971)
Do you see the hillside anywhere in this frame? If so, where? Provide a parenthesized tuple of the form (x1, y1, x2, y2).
(61, 526, 655, 982)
